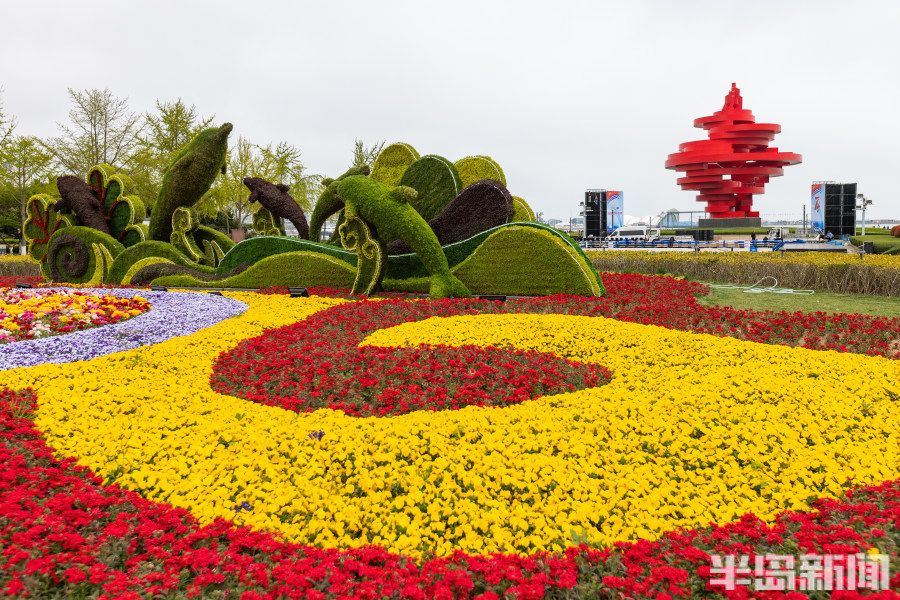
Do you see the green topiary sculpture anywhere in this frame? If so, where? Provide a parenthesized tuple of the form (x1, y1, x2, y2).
(370, 142, 420, 187)
(24, 194, 80, 275)
(169, 207, 234, 268)
(338, 215, 384, 296)
(333, 175, 471, 299)
(397, 155, 463, 223)
(454, 155, 507, 188)
(85, 165, 149, 246)
(44, 226, 124, 284)
(511, 195, 535, 222)
(148, 123, 232, 242)
(307, 165, 370, 242)
(252, 207, 286, 236)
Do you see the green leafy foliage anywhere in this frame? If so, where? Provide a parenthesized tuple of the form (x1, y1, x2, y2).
(397, 155, 462, 222)
(43, 88, 143, 179)
(129, 99, 216, 214)
(370, 142, 419, 187)
(454, 155, 506, 188)
(350, 139, 386, 170)
(0, 135, 54, 232)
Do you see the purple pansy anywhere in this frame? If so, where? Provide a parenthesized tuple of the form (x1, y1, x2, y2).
(0, 289, 247, 371)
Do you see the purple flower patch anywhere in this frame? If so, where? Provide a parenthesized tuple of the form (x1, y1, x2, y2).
(0, 290, 247, 371)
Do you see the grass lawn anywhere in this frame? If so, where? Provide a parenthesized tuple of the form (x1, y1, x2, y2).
(850, 234, 900, 254)
(696, 279, 900, 317)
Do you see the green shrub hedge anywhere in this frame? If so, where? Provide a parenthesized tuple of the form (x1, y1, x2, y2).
(216, 236, 357, 274)
(384, 225, 603, 296)
(154, 251, 357, 289)
(384, 222, 603, 296)
(107, 240, 215, 285)
(850, 235, 900, 255)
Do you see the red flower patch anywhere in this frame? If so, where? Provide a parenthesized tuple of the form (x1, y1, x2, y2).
(211, 299, 612, 417)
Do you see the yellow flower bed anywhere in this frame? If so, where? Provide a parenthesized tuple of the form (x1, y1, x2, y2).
(1, 293, 898, 559)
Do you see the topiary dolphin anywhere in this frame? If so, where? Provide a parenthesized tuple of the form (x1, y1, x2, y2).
(149, 122, 232, 242)
(332, 175, 471, 299)
(307, 165, 370, 241)
(243, 177, 309, 240)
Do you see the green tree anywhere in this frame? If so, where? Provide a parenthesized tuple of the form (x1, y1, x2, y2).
(0, 136, 53, 241)
(201, 137, 321, 235)
(0, 185, 21, 235)
(130, 99, 215, 212)
(43, 88, 144, 178)
(351, 138, 386, 169)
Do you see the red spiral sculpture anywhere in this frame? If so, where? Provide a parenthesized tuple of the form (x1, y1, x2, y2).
(665, 83, 802, 219)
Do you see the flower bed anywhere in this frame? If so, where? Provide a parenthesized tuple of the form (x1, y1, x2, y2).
(0, 288, 150, 343)
(2, 387, 899, 599)
(1, 276, 899, 598)
(0, 289, 246, 370)
(212, 299, 612, 417)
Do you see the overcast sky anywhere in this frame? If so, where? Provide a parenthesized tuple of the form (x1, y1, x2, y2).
(1, 0, 897, 221)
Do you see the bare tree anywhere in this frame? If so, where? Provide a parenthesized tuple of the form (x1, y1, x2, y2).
(0, 88, 15, 148)
(44, 88, 144, 177)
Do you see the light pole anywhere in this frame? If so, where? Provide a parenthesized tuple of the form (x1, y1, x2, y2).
(856, 194, 873, 235)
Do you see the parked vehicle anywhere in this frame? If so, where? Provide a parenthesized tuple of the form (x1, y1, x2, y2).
(766, 227, 794, 240)
(609, 226, 661, 241)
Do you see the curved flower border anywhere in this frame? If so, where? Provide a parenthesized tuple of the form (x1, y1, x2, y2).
(0, 289, 247, 370)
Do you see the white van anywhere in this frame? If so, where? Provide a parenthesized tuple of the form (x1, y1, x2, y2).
(609, 226, 660, 241)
